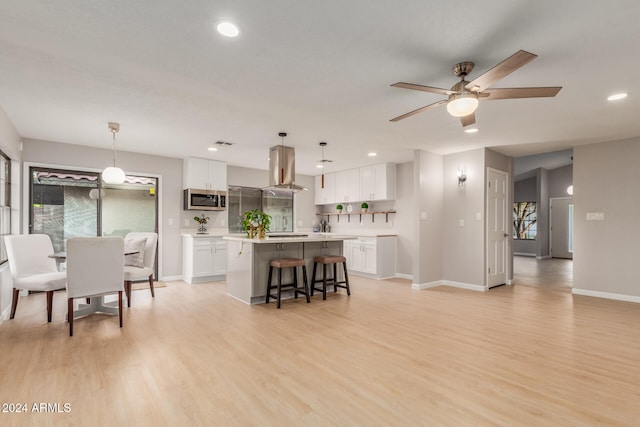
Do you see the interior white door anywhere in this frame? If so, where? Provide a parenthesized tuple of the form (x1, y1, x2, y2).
(486, 168, 509, 288)
(550, 197, 573, 259)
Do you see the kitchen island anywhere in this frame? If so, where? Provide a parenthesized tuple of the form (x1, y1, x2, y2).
(223, 234, 356, 304)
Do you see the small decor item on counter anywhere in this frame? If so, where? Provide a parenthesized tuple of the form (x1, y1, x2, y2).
(361, 202, 369, 213)
(194, 214, 210, 234)
(241, 209, 272, 239)
(346, 203, 353, 213)
(336, 204, 343, 214)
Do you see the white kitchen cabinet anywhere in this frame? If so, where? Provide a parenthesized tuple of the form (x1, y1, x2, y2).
(183, 236, 227, 283)
(314, 173, 336, 205)
(334, 169, 360, 203)
(359, 163, 396, 202)
(184, 157, 227, 191)
(343, 236, 396, 279)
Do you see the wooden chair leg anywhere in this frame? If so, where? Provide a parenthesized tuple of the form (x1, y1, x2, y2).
(125, 280, 132, 307)
(68, 298, 74, 337)
(118, 291, 123, 328)
(10, 288, 19, 319)
(148, 274, 155, 298)
(46, 290, 54, 322)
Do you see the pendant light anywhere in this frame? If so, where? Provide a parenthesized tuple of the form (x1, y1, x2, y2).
(102, 122, 126, 184)
(319, 142, 327, 188)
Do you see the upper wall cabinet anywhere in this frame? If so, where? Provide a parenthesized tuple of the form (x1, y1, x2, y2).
(334, 169, 360, 203)
(184, 158, 227, 191)
(359, 163, 396, 202)
(314, 173, 336, 205)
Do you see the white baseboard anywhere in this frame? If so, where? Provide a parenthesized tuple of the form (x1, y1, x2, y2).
(572, 288, 640, 304)
(394, 273, 413, 280)
(412, 280, 486, 292)
(160, 275, 183, 282)
(536, 255, 552, 260)
(1, 305, 10, 322)
(514, 252, 536, 257)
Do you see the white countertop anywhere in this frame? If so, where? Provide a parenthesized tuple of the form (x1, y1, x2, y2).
(223, 233, 357, 244)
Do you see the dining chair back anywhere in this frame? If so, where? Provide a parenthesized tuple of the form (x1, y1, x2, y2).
(5, 234, 67, 322)
(123, 232, 158, 307)
(66, 236, 124, 336)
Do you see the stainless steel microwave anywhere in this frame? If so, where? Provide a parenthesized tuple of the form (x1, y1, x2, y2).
(183, 188, 227, 211)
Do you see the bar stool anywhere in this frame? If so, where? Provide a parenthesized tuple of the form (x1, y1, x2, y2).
(266, 258, 310, 308)
(311, 255, 351, 300)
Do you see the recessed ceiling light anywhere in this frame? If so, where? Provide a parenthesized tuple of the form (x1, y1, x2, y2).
(208, 147, 218, 152)
(216, 21, 240, 37)
(317, 164, 324, 169)
(368, 152, 377, 157)
(464, 128, 479, 134)
(607, 92, 628, 101)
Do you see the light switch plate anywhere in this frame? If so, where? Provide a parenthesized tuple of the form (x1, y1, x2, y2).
(459, 219, 465, 227)
(420, 212, 427, 220)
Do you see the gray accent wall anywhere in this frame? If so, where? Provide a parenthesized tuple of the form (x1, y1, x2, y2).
(573, 138, 639, 298)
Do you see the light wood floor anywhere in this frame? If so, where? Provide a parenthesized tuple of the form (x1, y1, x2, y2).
(1, 269, 639, 426)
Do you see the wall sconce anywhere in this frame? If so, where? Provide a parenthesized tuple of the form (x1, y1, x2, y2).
(457, 169, 467, 186)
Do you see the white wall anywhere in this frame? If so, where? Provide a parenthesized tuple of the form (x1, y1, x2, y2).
(0, 107, 22, 320)
(573, 138, 640, 300)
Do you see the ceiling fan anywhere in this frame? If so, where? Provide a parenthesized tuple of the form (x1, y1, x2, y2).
(390, 50, 562, 127)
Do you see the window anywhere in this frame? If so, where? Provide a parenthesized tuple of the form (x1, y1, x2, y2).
(0, 150, 11, 264)
(513, 201, 537, 240)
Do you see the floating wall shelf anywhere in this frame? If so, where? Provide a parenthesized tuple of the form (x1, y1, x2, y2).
(316, 211, 396, 223)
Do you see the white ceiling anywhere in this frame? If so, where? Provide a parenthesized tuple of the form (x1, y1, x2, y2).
(1, 1, 639, 176)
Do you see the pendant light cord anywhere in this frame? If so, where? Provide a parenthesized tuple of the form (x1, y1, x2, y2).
(111, 129, 118, 167)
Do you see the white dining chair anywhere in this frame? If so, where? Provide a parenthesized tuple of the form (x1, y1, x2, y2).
(5, 234, 67, 322)
(123, 232, 158, 307)
(66, 236, 124, 336)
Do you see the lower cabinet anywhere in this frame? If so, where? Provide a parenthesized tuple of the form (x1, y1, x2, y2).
(183, 236, 227, 283)
(343, 236, 396, 279)
(252, 242, 303, 298)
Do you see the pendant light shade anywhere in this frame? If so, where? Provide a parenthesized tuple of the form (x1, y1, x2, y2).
(102, 122, 125, 184)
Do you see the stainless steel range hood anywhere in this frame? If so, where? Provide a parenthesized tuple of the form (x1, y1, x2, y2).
(265, 145, 308, 192)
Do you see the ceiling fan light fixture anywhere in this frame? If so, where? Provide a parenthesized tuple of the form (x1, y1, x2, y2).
(607, 92, 628, 101)
(447, 93, 479, 117)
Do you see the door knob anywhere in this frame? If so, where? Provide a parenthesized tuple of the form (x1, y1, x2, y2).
(503, 233, 509, 238)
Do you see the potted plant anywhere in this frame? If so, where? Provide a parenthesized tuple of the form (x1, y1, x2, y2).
(241, 209, 272, 238)
(336, 204, 343, 214)
(194, 214, 210, 234)
(361, 202, 369, 213)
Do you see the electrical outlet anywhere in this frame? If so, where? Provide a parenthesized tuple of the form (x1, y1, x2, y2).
(420, 212, 427, 220)
(168, 218, 173, 226)
(475, 212, 481, 221)
(459, 219, 465, 227)
(184, 219, 190, 226)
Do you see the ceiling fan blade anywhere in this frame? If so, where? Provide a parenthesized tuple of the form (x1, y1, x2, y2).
(465, 50, 537, 92)
(391, 82, 455, 96)
(390, 100, 448, 122)
(460, 113, 476, 127)
(483, 87, 562, 100)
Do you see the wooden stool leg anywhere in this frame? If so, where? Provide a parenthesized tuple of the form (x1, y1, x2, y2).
(266, 266, 273, 304)
(322, 263, 327, 300)
(310, 262, 317, 296)
(277, 267, 283, 309)
(293, 266, 299, 299)
(333, 263, 338, 293)
(343, 261, 351, 296)
(302, 266, 310, 303)
(68, 298, 74, 337)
